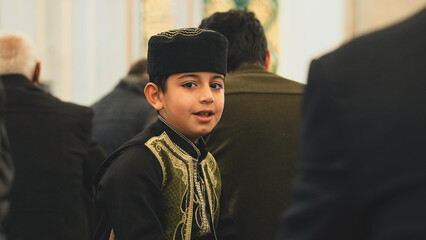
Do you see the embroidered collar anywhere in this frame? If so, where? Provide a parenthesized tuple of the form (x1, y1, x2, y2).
(157, 115, 208, 161)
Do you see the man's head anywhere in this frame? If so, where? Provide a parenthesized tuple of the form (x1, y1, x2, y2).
(144, 28, 228, 142)
(0, 31, 40, 84)
(128, 58, 148, 79)
(199, 9, 270, 72)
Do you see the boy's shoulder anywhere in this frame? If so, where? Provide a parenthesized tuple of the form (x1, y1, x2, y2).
(94, 119, 165, 188)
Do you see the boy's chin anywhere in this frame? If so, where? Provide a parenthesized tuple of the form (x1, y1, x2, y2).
(190, 130, 213, 142)
(198, 128, 215, 136)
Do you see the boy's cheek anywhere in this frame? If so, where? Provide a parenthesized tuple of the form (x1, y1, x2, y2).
(216, 108, 224, 122)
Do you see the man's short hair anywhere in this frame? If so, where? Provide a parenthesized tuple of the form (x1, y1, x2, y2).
(199, 9, 268, 72)
(0, 31, 38, 80)
(128, 59, 147, 76)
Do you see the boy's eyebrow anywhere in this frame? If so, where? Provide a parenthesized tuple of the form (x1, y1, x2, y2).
(213, 75, 225, 80)
(178, 74, 199, 79)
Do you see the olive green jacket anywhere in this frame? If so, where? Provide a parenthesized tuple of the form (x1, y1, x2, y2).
(206, 64, 304, 240)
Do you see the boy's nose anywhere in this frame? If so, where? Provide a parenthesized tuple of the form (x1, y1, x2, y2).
(200, 87, 214, 103)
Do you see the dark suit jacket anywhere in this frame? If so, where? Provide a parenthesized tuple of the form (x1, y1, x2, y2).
(1, 74, 106, 240)
(277, 7, 426, 240)
(206, 64, 304, 240)
(0, 79, 13, 222)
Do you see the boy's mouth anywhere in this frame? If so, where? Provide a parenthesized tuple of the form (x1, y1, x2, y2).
(194, 111, 213, 117)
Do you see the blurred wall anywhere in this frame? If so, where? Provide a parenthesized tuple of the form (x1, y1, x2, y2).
(0, 0, 137, 105)
(346, 0, 426, 39)
(142, 0, 203, 57)
(279, 0, 346, 83)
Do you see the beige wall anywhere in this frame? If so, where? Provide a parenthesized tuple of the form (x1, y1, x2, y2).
(346, 0, 426, 40)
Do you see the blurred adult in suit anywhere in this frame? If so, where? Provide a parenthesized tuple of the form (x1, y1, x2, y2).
(277, 6, 426, 240)
(0, 80, 13, 240)
(92, 59, 156, 155)
(200, 9, 304, 240)
(0, 31, 106, 240)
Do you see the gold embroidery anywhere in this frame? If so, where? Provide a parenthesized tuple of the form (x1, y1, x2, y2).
(144, 121, 221, 240)
(155, 28, 216, 39)
(109, 229, 114, 240)
(145, 133, 168, 189)
(173, 218, 186, 240)
(184, 153, 195, 240)
(201, 154, 221, 227)
(161, 130, 192, 185)
(158, 115, 201, 158)
(205, 154, 218, 189)
(145, 131, 194, 240)
(194, 165, 211, 235)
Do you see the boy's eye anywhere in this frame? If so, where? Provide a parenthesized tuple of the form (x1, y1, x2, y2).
(182, 82, 196, 88)
(210, 83, 223, 90)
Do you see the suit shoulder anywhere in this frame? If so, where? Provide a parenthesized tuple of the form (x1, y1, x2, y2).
(107, 144, 156, 175)
(226, 69, 304, 95)
(96, 138, 163, 195)
(319, 8, 426, 66)
(51, 100, 94, 121)
(94, 123, 162, 186)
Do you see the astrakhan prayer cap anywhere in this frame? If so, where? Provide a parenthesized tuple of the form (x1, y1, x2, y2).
(147, 28, 228, 77)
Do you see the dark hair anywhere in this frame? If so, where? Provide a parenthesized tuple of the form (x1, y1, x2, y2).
(128, 59, 147, 75)
(199, 9, 267, 72)
(149, 75, 169, 93)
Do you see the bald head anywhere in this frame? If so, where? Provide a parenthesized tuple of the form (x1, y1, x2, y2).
(0, 31, 38, 80)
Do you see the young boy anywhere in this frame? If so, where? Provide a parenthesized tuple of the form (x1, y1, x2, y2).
(94, 28, 237, 240)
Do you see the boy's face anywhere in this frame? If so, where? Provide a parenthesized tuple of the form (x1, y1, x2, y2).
(159, 72, 225, 143)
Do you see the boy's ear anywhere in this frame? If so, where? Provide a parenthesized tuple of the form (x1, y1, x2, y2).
(144, 82, 164, 111)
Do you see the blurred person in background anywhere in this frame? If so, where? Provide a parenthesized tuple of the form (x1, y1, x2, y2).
(0, 31, 106, 240)
(200, 9, 304, 240)
(0, 79, 13, 240)
(92, 58, 156, 155)
(277, 6, 426, 240)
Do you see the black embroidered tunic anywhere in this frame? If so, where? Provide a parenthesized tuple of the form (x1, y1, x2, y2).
(94, 116, 237, 240)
